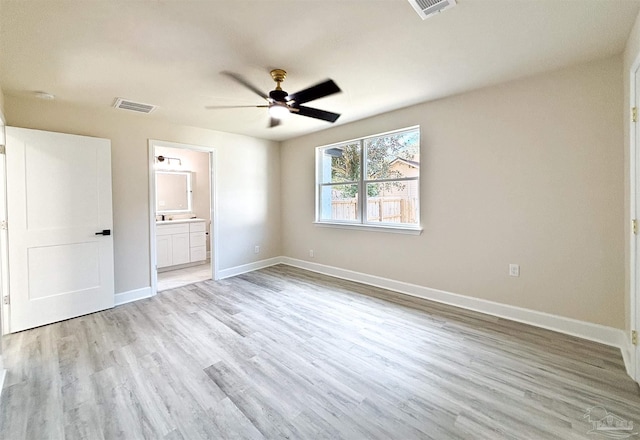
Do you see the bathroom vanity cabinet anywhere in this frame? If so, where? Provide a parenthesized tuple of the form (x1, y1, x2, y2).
(156, 219, 207, 269)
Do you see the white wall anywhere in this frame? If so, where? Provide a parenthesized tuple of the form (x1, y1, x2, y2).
(281, 55, 624, 329)
(4, 96, 282, 294)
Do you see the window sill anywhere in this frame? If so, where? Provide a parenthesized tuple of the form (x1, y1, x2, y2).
(313, 221, 423, 235)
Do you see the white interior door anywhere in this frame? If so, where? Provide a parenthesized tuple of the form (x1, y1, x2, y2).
(6, 127, 114, 333)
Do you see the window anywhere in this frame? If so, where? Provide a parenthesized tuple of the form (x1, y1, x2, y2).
(316, 126, 420, 231)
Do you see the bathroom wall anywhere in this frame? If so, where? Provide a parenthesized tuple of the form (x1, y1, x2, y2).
(155, 145, 212, 253)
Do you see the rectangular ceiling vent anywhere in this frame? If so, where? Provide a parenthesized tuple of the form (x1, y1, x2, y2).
(408, 0, 456, 20)
(113, 98, 157, 114)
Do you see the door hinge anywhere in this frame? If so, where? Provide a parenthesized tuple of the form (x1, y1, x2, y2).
(633, 219, 638, 235)
(0, 146, 5, 155)
(633, 330, 638, 346)
(0, 220, 6, 231)
(634, 107, 638, 123)
(2, 295, 9, 306)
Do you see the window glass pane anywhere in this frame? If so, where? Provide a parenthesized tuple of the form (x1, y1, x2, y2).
(366, 181, 419, 224)
(319, 143, 360, 184)
(316, 126, 420, 229)
(319, 184, 359, 221)
(365, 130, 419, 180)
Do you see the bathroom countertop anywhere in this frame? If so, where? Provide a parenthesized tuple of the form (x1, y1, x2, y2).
(156, 218, 206, 225)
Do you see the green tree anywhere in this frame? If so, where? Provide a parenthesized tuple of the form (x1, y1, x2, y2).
(330, 131, 419, 197)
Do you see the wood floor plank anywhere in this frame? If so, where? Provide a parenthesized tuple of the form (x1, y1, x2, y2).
(1, 264, 639, 439)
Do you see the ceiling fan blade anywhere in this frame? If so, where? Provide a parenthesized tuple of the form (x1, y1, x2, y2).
(287, 79, 341, 105)
(269, 117, 281, 128)
(221, 71, 269, 100)
(294, 105, 341, 123)
(205, 105, 268, 109)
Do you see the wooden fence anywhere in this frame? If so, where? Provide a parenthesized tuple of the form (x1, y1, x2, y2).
(332, 197, 417, 223)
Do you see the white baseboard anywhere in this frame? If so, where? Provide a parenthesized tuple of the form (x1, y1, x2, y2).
(114, 287, 153, 306)
(217, 257, 282, 280)
(618, 335, 635, 378)
(279, 257, 628, 353)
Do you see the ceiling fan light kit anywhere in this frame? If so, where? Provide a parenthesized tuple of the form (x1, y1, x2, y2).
(268, 103, 290, 119)
(211, 69, 342, 128)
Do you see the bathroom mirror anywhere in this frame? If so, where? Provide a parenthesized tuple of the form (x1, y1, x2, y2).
(156, 171, 192, 213)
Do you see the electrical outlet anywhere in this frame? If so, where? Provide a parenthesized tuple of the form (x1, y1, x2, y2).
(254, 245, 260, 254)
(309, 249, 314, 258)
(509, 264, 520, 277)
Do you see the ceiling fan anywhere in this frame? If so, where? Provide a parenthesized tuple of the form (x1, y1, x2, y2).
(207, 69, 342, 128)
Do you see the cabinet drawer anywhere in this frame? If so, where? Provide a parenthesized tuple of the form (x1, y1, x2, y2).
(156, 223, 189, 236)
(190, 246, 206, 262)
(190, 232, 206, 247)
(189, 221, 206, 233)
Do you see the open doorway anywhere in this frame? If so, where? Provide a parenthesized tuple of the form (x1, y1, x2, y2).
(148, 140, 217, 294)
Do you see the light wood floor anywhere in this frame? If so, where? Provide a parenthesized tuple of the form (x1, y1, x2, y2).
(157, 261, 212, 292)
(1, 265, 639, 439)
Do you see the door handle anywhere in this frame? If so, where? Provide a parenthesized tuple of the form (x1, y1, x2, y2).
(95, 229, 111, 236)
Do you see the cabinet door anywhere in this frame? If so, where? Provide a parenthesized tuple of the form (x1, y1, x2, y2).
(157, 235, 173, 268)
(172, 233, 190, 266)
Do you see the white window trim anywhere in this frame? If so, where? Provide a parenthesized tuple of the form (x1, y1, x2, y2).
(313, 221, 422, 235)
(315, 126, 421, 232)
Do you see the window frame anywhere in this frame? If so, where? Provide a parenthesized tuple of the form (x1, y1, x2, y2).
(315, 126, 422, 234)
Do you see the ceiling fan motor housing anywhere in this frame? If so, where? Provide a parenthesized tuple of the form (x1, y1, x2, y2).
(269, 89, 288, 102)
(216, 68, 341, 126)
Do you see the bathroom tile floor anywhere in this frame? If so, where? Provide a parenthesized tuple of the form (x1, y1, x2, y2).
(157, 261, 211, 291)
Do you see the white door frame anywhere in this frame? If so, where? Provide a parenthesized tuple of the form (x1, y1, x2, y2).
(630, 53, 640, 383)
(0, 112, 7, 336)
(148, 139, 218, 295)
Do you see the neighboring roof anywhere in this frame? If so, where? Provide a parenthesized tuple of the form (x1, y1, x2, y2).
(390, 158, 420, 168)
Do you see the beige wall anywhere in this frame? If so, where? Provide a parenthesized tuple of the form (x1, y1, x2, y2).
(4, 96, 282, 294)
(0, 53, 628, 329)
(624, 11, 640, 333)
(281, 56, 624, 328)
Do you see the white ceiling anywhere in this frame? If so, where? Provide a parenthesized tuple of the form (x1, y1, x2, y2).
(1, 0, 639, 142)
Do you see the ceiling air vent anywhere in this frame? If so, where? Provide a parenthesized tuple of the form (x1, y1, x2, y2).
(408, 0, 456, 20)
(113, 98, 157, 114)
